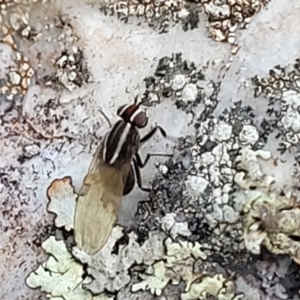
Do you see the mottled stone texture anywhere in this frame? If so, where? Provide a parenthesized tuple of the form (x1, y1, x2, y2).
(1, 0, 300, 300)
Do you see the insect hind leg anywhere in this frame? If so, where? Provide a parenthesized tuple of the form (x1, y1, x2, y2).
(133, 152, 173, 193)
(132, 157, 151, 193)
(133, 125, 174, 193)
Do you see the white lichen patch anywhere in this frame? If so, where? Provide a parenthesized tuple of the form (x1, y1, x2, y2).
(253, 61, 300, 161)
(186, 175, 209, 195)
(182, 83, 199, 103)
(234, 147, 275, 190)
(26, 236, 112, 300)
(138, 53, 214, 114)
(132, 237, 208, 295)
(94, 0, 269, 45)
(131, 260, 179, 296)
(97, 0, 190, 33)
(53, 47, 89, 91)
(239, 125, 259, 146)
(160, 213, 191, 239)
(72, 227, 166, 294)
(181, 273, 243, 300)
(243, 189, 300, 264)
(213, 122, 233, 142)
(281, 107, 300, 134)
(165, 238, 208, 291)
(22, 143, 40, 158)
(131, 102, 268, 275)
(202, 0, 270, 45)
(47, 176, 77, 231)
(171, 74, 188, 91)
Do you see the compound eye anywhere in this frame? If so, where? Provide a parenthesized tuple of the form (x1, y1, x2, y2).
(132, 110, 148, 128)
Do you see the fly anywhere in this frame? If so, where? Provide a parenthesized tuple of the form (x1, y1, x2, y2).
(74, 97, 170, 255)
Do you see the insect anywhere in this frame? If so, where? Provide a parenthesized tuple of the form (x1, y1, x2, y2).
(74, 97, 169, 255)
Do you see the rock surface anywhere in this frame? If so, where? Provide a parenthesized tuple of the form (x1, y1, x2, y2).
(1, 1, 300, 300)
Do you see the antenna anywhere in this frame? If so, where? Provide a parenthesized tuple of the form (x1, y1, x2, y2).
(125, 86, 142, 106)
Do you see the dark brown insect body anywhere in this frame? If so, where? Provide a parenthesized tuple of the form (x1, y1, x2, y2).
(74, 98, 167, 255)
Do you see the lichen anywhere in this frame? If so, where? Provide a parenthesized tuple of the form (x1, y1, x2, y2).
(132, 260, 178, 296)
(140, 53, 218, 118)
(160, 213, 191, 239)
(95, 0, 270, 43)
(132, 237, 208, 295)
(72, 226, 166, 294)
(52, 47, 90, 91)
(29, 173, 246, 299)
(243, 189, 300, 264)
(130, 98, 266, 275)
(22, 47, 300, 300)
(202, 0, 270, 45)
(252, 57, 300, 168)
(181, 274, 243, 300)
(26, 236, 113, 300)
(234, 146, 274, 190)
(98, 0, 200, 34)
(47, 176, 77, 231)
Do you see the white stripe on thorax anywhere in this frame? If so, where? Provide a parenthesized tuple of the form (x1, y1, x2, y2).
(118, 104, 131, 116)
(102, 131, 109, 162)
(109, 122, 131, 165)
(130, 107, 142, 123)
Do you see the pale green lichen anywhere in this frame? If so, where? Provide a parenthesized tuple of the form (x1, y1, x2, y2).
(243, 189, 300, 264)
(72, 226, 166, 294)
(234, 147, 274, 190)
(46, 177, 77, 231)
(26, 236, 112, 300)
(181, 274, 243, 300)
(132, 237, 208, 295)
(131, 260, 179, 296)
(160, 213, 191, 239)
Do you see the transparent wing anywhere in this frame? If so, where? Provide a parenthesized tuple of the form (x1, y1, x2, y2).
(74, 144, 130, 255)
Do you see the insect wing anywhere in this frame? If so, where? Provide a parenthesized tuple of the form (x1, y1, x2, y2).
(74, 144, 128, 255)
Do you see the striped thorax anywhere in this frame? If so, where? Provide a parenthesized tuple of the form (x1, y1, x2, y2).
(101, 101, 148, 167)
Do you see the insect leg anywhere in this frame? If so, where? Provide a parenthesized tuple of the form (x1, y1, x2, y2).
(135, 152, 173, 168)
(140, 125, 178, 144)
(132, 157, 152, 192)
(133, 152, 172, 193)
(140, 126, 167, 143)
(134, 126, 173, 193)
(123, 165, 136, 196)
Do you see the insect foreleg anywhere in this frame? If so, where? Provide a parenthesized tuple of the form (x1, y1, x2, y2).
(135, 152, 173, 168)
(140, 125, 178, 144)
(140, 126, 167, 143)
